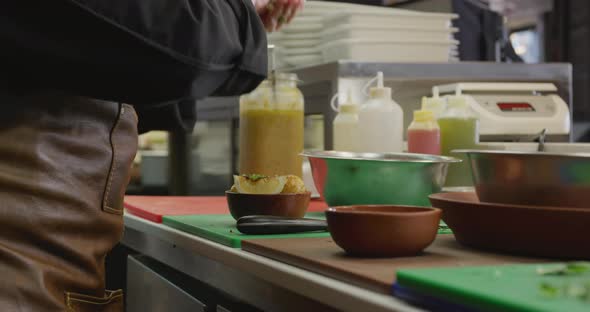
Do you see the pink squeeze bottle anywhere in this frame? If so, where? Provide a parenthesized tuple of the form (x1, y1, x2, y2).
(407, 110, 440, 155)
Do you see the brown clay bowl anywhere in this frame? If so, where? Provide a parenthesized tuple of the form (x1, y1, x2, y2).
(429, 192, 590, 259)
(225, 191, 311, 221)
(325, 205, 441, 257)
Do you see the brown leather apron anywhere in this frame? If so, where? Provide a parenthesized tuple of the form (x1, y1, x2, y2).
(0, 94, 137, 311)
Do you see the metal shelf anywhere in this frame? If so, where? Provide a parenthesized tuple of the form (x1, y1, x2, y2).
(197, 61, 572, 149)
(167, 61, 572, 195)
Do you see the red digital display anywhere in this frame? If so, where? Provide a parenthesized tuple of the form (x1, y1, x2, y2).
(497, 102, 535, 112)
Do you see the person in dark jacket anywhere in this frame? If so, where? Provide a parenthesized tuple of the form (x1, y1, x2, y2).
(0, 0, 302, 310)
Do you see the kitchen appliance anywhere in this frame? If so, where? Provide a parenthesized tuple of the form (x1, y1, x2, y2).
(435, 82, 571, 141)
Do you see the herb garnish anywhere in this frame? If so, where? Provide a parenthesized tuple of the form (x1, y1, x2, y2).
(537, 263, 590, 276)
(539, 282, 560, 298)
(537, 262, 590, 303)
(242, 174, 268, 181)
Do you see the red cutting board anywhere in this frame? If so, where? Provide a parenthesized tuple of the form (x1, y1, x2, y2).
(124, 195, 328, 223)
(241, 235, 543, 294)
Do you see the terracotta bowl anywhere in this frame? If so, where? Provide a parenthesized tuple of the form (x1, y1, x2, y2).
(429, 192, 590, 259)
(225, 191, 311, 221)
(325, 205, 441, 257)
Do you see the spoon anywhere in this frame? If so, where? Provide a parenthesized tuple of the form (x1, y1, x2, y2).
(519, 128, 547, 152)
(537, 128, 547, 152)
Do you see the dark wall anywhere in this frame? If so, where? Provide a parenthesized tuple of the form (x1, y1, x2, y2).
(545, 0, 590, 122)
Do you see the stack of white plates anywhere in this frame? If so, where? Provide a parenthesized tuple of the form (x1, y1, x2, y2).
(321, 9, 459, 63)
(270, 14, 324, 68)
(269, 1, 460, 68)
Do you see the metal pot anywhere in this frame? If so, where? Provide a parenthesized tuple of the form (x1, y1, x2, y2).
(456, 149, 590, 208)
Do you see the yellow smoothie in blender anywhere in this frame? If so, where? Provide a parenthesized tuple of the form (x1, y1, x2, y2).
(239, 73, 304, 177)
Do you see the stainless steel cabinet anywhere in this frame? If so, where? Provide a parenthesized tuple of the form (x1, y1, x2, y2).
(127, 255, 206, 312)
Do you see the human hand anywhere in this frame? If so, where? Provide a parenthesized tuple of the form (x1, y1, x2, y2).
(252, 0, 305, 32)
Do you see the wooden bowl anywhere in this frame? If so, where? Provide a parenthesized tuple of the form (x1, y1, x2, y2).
(429, 192, 590, 259)
(225, 191, 311, 221)
(326, 205, 441, 257)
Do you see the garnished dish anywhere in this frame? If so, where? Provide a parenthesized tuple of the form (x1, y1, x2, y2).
(230, 174, 307, 194)
(226, 174, 311, 220)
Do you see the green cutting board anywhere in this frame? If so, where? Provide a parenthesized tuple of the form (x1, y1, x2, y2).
(396, 262, 590, 312)
(162, 212, 330, 248)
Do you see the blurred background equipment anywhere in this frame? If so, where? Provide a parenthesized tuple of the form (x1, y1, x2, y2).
(130, 0, 588, 197)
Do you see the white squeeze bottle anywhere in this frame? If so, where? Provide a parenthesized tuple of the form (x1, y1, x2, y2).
(358, 72, 404, 153)
(421, 86, 446, 119)
(332, 89, 360, 152)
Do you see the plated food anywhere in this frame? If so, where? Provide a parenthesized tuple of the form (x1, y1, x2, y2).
(230, 174, 307, 194)
(226, 174, 311, 220)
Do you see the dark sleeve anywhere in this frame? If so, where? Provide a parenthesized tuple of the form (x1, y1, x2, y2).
(0, 0, 267, 132)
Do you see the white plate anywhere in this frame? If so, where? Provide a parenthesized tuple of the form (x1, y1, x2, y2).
(321, 38, 455, 63)
(283, 32, 321, 40)
(282, 23, 323, 34)
(321, 24, 458, 42)
(267, 31, 285, 40)
(304, 1, 457, 19)
(284, 54, 323, 67)
(281, 39, 322, 48)
(324, 12, 455, 29)
(290, 15, 323, 23)
(280, 46, 321, 56)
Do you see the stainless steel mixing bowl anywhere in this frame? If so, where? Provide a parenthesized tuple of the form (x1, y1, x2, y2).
(456, 150, 590, 208)
(302, 151, 460, 207)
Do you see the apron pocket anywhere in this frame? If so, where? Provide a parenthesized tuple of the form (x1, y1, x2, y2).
(102, 104, 138, 215)
(65, 289, 124, 312)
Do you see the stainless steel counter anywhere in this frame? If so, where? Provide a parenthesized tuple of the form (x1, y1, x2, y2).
(122, 213, 423, 312)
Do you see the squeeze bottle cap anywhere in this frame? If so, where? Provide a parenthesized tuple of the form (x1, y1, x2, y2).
(447, 95, 469, 109)
(331, 88, 358, 113)
(339, 104, 357, 113)
(368, 72, 392, 99)
(413, 110, 435, 122)
(340, 89, 358, 113)
(422, 97, 443, 112)
(421, 87, 445, 111)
